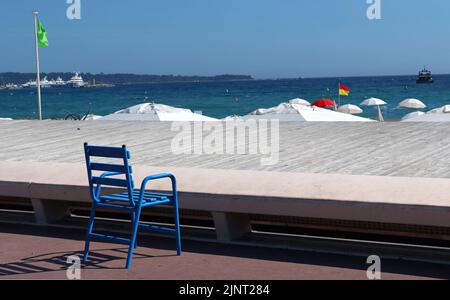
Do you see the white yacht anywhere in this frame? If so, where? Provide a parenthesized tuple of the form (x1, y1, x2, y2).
(67, 73, 86, 88)
(4, 83, 22, 90)
(53, 77, 66, 86)
(22, 80, 37, 88)
(40, 77, 52, 88)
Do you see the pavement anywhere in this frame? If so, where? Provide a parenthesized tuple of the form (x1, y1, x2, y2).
(1, 224, 449, 280)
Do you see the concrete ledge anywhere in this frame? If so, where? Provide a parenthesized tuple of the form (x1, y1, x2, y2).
(0, 181, 30, 198)
(1, 161, 450, 237)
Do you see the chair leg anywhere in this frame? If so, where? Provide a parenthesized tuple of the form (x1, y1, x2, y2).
(131, 211, 138, 249)
(83, 203, 96, 263)
(126, 207, 142, 269)
(173, 198, 182, 256)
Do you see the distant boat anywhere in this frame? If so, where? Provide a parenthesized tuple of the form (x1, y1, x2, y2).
(22, 77, 66, 88)
(67, 73, 86, 88)
(40, 77, 52, 88)
(4, 83, 22, 90)
(53, 77, 66, 86)
(22, 80, 37, 88)
(416, 68, 433, 84)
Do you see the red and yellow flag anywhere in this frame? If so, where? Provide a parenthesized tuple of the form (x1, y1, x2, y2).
(339, 84, 350, 96)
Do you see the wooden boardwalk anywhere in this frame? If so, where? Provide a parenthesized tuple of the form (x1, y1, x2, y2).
(1, 120, 450, 178)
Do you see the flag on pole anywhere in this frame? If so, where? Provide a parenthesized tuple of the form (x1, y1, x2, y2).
(339, 84, 350, 96)
(37, 19, 48, 47)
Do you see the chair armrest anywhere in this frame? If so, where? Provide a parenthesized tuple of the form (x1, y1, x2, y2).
(140, 173, 177, 199)
(100, 171, 123, 178)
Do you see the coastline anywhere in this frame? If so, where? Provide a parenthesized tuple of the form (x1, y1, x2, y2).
(1, 76, 446, 121)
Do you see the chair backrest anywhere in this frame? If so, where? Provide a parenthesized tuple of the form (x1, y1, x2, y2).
(84, 143, 135, 205)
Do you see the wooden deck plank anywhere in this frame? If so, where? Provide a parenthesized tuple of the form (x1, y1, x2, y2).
(1, 120, 450, 178)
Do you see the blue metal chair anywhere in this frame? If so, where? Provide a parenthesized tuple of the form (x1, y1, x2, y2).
(83, 143, 181, 269)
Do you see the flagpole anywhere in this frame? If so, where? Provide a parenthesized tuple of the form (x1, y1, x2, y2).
(33, 11, 42, 120)
(338, 81, 341, 108)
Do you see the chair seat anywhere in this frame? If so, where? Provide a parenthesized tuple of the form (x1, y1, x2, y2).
(99, 189, 173, 209)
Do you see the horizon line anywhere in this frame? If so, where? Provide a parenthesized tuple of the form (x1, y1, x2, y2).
(1, 71, 446, 81)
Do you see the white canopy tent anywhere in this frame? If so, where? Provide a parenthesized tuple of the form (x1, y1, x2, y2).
(99, 103, 219, 122)
(401, 111, 425, 121)
(244, 102, 374, 122)
(427, 105, 450, 114)
(402, 105, 450, 122)
(402, 113, 450, 122)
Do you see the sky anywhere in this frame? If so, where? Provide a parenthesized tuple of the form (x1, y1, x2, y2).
(1, 0, 450, 78)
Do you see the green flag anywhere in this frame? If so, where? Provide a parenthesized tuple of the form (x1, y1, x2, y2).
(37, 19, 48, 47)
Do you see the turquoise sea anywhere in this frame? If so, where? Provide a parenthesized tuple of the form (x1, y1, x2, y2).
(1, 75, 450, 120)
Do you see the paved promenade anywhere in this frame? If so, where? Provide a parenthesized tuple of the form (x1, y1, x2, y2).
(1, 224, 449, 280)
(1, 120, 450, 178)
(2, 121, 450, 279)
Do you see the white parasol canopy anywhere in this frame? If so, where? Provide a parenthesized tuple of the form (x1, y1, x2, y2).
(337, 104, 363, 115)
(399, 98, 426, 109)
(360, 98, 387, 106)
(288, 98, 310, 106)
(100, 103, 219, 122)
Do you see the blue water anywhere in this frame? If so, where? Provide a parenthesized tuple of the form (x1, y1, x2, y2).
(2, 75, 450, 120)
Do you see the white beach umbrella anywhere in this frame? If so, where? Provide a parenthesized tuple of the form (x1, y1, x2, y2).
(399, 98, 426, 109)
(360, 98, 387, 106)
(401, 111, 425, 121)
(337, 104, 363, 115)
(100, 102, 219, 122)
(114, 102, 191, 115)
(288, 98, 310, 106)
(361, 98, 387, 122)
